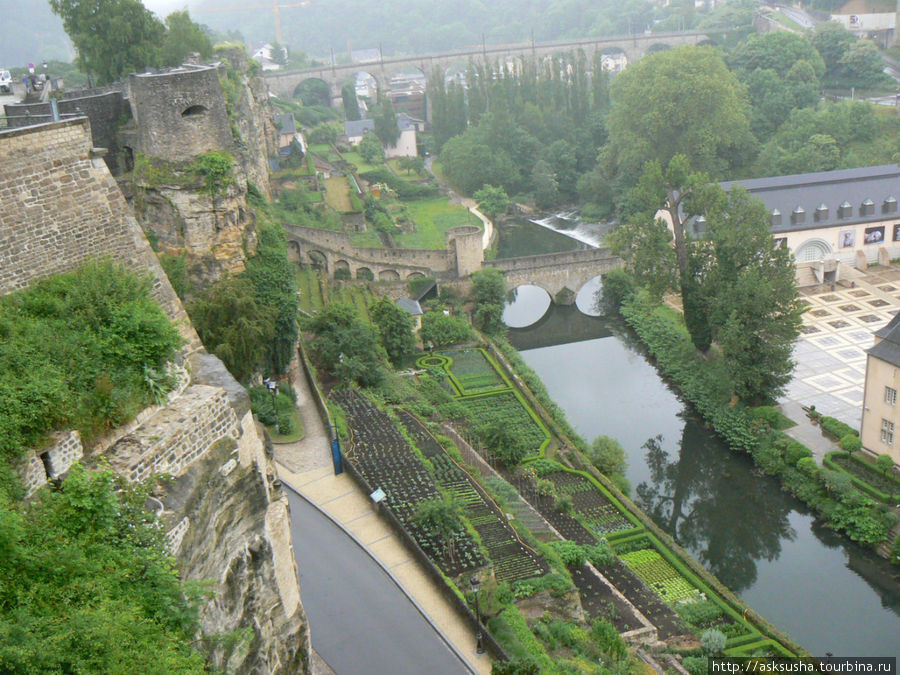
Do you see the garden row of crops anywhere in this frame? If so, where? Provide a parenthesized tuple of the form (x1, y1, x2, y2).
(397, 410, 549, 583)
(297, 267, 325, 314)
(332, 389, 486, 576)
(620, 550, 703, 605)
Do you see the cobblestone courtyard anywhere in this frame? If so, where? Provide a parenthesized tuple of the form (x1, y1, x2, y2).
(781, 267, 900, 428)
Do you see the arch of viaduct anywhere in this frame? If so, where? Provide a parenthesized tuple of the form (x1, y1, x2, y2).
(264, 31, 712, 102)
(283, 223, 622, 303)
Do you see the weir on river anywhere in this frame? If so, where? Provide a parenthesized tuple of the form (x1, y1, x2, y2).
(500, 216, 900, 659)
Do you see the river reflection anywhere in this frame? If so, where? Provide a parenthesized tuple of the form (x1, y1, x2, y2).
(504, 270, 900, 657)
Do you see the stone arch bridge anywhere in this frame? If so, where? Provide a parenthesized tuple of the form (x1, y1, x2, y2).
(284, 223, 621, 303)
(487, 249, 622, 304)
(265, 31, 713, 103)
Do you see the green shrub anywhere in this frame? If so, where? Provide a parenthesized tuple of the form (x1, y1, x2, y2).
(602, 268, 636, 309)
(821, 416, 857, 439)
(701, 628, 727, 656)
(784, 441, 813, 467)
(359, 168, 439, 200)
(841, 435, 861, 453)
(585, 539, 615, 568)
(420, 312, 473, 347)
(548, 541, 586, 567)
(0, 261, 181, 457)
(682, 656, 709, 675)
(676, 599, 724, 627)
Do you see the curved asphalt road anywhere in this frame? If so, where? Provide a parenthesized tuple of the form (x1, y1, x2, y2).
(287, 489, 471, 675)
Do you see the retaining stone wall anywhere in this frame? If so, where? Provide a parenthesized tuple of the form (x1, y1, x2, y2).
(0, 118, 199, 349)
(106, 385, 240, 482)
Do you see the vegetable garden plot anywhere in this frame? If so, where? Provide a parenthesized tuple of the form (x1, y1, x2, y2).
(445, 349, 507, 395)
(620, 549, 703, 605)
(569, 565, 644, 633)
(332, 390, 486, 577)
(459, 391, 549, 453)
(600, 559, 688, 640)
(543, 472, 636, 537)
(398, 411, 549, 583)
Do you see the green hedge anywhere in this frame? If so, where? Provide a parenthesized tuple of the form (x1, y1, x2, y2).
(823, 451, 900, 503)
(821, 416, 858, 439)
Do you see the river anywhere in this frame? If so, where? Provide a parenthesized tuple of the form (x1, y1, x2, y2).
(499, 216, 900, 658)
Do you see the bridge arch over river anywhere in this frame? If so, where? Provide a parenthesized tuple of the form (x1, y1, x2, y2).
(265, 31, 712, 104)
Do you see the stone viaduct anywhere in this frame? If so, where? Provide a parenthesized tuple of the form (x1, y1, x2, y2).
(264, 30, 713, 102)
(283, 223, 621, 304)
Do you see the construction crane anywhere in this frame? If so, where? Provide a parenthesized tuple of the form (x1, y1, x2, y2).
(193, 1, 310, 45)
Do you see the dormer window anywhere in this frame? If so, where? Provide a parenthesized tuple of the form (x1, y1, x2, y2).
(770, 209, 781, 227)
(814, 203, 829, 222)
(861, 198, 875, 216)
(791, 206, 806, 225)
(884, 196, 898, 214)
(838, 201, 852, 219)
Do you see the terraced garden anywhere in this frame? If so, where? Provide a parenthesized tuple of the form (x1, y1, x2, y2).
(398, 410, 549, 583)
(332, 389, 486, 577)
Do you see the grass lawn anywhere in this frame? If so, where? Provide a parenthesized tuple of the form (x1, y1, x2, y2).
(395, 197, 482, 249)
(323, 176, 353, 212)
(309, 143, 340, 163)
(350, 231, 383, 247)
(266, 408, 305, 444)
(343, 150, 383, 174)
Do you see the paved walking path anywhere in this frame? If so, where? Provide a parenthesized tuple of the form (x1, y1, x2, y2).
(274, 368, 491, 675)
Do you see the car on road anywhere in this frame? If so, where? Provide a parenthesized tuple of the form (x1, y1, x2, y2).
(0, 70, 12, 93)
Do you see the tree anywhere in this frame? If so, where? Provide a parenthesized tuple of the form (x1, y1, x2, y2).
(838, 41, 891, 89)
(588, 436, 626, 476)
(50, 0, 166, 85)
(532, 159, 560, 209)
(308, 303, 385, 386)
(342, 82, 361, 121)
(369, 296, 417, 366)
(811, 21, 856, 82)
(473, 185, 509, 221)
(358, 131, 384, 164)
(160, 10, 212, 67)
(605, 46, 754, 183)
(373, 98, 400, 147)
(188, 277, 276, 383)
(728, 31, 825, 79)
(419, 312, 473, 347)
(470, 268, 507, 335)
(876, 454, 895, 478)
(480, 420, 528, 466)
(413, 496, 464, 562)
(397, 155, 425, 176)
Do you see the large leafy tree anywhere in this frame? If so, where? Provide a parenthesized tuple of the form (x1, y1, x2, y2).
(160, 10, 212, 67)
(614, 158, 802, 401)
(369, 296, 417, 366)
(469, 267, 507, 335)
(308, 303, 385, 386)
(373, 98, 400, 147)
(473, 185, 510, 220)
(728, 31, 825, 79)
(50, 0, 166, 85)
(605, 46, 754, 183)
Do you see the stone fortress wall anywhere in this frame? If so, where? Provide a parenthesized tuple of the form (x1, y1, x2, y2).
(126, 64, 234, 162)
(3, 86, 128, 173)
(0, 118, 310, 673)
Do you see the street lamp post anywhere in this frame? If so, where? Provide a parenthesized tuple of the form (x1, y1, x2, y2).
(469, 576, 485, 655)
(264, 377, 279, 435)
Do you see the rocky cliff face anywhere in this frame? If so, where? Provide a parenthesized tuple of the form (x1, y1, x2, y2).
(124, 46, 278, 288)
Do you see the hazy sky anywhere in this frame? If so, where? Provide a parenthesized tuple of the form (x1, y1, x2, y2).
(143, 0, 194, 17)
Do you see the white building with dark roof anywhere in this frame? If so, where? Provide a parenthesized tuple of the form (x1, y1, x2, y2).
(663, 164, 900, 285)
(861, 313, 900, 465)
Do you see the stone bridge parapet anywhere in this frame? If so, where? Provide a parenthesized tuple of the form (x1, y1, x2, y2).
(488, 248, 622, 304)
